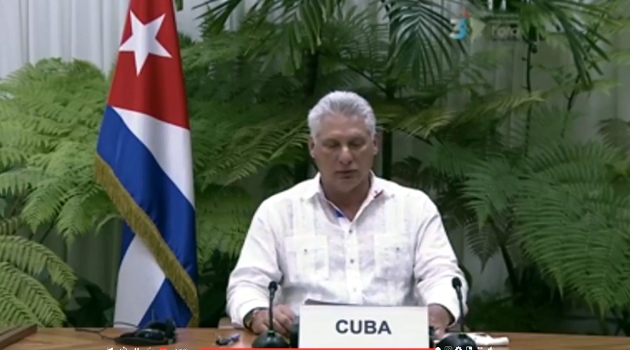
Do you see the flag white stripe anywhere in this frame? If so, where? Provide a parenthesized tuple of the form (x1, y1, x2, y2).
(114, 235, 164, 327)
(113, 107, 195, 206)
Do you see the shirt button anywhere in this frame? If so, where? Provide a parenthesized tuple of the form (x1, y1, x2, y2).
(350, 259, 355, 264)
(348, 229, 353, 234)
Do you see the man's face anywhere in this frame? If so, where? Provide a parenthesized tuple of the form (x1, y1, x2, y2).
(309, 113, 378, 193)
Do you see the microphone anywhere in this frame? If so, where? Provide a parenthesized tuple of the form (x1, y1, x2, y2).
(251, 281, 290, 348)
(452, 277, 465, 333)
(436, 277, 477, 350)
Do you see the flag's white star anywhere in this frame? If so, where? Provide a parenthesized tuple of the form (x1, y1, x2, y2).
(119, 11, 172, 75)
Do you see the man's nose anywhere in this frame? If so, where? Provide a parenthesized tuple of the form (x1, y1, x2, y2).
(339, 146, 353, 164)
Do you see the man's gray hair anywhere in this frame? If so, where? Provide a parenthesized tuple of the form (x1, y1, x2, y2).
(307, 91, 377, 137)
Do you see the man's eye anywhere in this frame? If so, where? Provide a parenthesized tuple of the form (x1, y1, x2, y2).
(349, 140, 364, 148)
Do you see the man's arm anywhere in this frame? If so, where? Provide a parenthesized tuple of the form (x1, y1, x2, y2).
(413, 198, 468, 326)
(226, 200, 282, 328)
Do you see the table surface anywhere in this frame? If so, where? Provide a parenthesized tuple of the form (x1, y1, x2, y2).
(4, 327, 628, 350)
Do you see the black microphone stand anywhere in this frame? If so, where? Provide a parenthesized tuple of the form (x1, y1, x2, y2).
(436, 277, 477, 350)
(251, 281, 290, 348)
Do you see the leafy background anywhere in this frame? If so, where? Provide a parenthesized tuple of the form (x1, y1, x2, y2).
(0, 0, 630, 335)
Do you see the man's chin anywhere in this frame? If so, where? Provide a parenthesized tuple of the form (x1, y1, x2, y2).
(333, 177, 362, 191)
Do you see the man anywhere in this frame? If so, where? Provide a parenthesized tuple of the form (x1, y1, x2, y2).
(226, 91, 468, 338)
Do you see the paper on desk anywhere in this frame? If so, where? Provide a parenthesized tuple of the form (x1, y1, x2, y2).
(466, 333, 509, 346)
(303, 299, 355, 306)
(433, 332, 509, 347)
(304, 299, 410, 307)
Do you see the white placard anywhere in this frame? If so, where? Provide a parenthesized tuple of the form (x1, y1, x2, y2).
(298, 305, 429, 348)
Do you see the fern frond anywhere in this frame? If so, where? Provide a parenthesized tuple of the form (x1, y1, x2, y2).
(0, 262, 65, 326)
(0, 236, 76, 327)
(524, 141, 622, 182)
(423, 140, 482, 180)
(455, 90, 544, 127)
(196, 185, 257, 263)
(0, 147, 28, 169)
(191, 103, 307, 187)
(426, 110, 630, 312)
(93, 213, 122, 235)
(55, 185, 115, 244)
(261, 164, 296, 197)
(515, 184, 630, 311)
(514, 141, 630, 310)
(20, 178, 73, 232)
(544, 78, 620, 98)
(0, 216, 23, 235)
(0, 288, 38, 328)
(464, 220, 500, 270)
(0, 59, 116, 242)
(0, 169, 43, 197)
(462, 156, 520, 227)
(392, 107, 456, 139)
(599, 118, 630, 156)
(521, 0, 621, 83)
(608, 48, 630, 65)
(392, 157, 426, 190)
(509, 105, 576, 150)
(0, 236, 76, 294)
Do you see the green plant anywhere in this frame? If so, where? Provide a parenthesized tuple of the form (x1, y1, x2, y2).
(180, 27, 312, 325)
(0, 59, 108, 326)
(0, 59, 118, 242)
(0, 235, 76, 326)
(473, 0, 628, 83)
(196, 0, 470, 184)
(196, 0, 630, 187)
(186, 2, 555, 329)
(393, 0, 630, 332)
(189, 0, 527, 196)
(181, 34, 309, 262)
(0, 53, 311, 326)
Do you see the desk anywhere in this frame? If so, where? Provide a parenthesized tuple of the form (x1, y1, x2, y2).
(4, 328, 628, 349)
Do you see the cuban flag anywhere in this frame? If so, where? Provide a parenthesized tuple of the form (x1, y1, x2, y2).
(94, 0, 198, 327)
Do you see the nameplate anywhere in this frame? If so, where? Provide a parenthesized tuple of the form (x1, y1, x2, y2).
(298, 305, 429, 348)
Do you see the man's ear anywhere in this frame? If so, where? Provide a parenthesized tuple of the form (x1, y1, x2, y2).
(308, 136, 316, 158)
(373, 131, 381, 155)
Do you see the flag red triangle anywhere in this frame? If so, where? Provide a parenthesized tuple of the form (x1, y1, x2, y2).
(107, 0, 189, 130)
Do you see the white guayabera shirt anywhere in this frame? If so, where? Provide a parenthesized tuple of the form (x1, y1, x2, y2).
(226, 173, 468, 327)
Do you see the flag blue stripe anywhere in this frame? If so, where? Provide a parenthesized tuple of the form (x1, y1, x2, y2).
(138, 271, 192, 327)
(120, 222, 134, 264)
(98, 106, 197, 326)
(120, 223, 192, 326)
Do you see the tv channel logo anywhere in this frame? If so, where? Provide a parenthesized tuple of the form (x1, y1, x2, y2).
(450, 11, 470, 40)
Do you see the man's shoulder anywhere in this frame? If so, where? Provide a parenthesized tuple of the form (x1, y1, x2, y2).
(257, 176, 437, 211)
(258, 177, 316, 209)
(377, 177, 435, 206)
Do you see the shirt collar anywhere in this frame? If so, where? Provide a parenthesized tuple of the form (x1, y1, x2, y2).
(301, 171, 389, 201)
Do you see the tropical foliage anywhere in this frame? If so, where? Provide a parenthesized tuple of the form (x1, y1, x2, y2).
(389, 0, 630, 331)
(185, 0, 546, 325)
(0, 59, 106, 326)
(0, 235, 75, 327)
(0, 53, 305, 325)
(195, 0, 630, 330)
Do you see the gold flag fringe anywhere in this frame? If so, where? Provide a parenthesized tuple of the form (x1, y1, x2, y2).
(95, 155, 199, 327)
